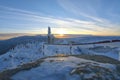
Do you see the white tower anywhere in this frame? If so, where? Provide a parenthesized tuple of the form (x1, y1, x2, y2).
(48, 26, 54, 44)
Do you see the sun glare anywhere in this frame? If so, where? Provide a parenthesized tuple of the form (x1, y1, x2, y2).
(57, 29, 67, 36)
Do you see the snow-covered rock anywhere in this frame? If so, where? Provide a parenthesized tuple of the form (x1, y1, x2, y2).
(11, 56, 120, 80)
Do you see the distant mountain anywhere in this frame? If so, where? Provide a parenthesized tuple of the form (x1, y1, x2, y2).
(0, 35, 47, 55)
(55, 36, 120, 44)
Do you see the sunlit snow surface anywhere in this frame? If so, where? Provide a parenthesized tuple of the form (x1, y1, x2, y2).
(0, 41, 120, 72)
(0, 42, 44, 72)
(11, 56, 120, 80)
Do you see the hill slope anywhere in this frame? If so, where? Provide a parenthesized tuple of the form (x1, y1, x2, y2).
(0, 35, 47, 55)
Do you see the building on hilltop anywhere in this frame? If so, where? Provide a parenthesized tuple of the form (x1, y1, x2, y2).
(47, 26, 54, 44)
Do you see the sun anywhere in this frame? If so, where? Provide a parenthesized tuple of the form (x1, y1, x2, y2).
(57, 29, 66, 36)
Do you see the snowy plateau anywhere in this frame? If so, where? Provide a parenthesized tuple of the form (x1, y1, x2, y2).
(0, 36, 120, 80)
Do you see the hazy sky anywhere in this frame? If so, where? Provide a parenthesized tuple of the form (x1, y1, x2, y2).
(0, 0, 120, 35)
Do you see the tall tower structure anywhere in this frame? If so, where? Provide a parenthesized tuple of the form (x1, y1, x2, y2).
(48, 27, 51, 35)
(48, 26, 54, 44)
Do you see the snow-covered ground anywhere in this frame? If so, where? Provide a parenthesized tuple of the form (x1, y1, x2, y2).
(0, 42, 44, 72)
(0, 35, 120, 74)
(0, 41, 120, 73)
(44, 42, 120, 60)
(11, 56, 120, 80)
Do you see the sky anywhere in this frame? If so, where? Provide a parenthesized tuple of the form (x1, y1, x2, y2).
(0, 0, 120, 36)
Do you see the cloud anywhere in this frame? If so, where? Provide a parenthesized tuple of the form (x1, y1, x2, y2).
(0, 5, 120, 35)
(57, 0, 120, 34)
